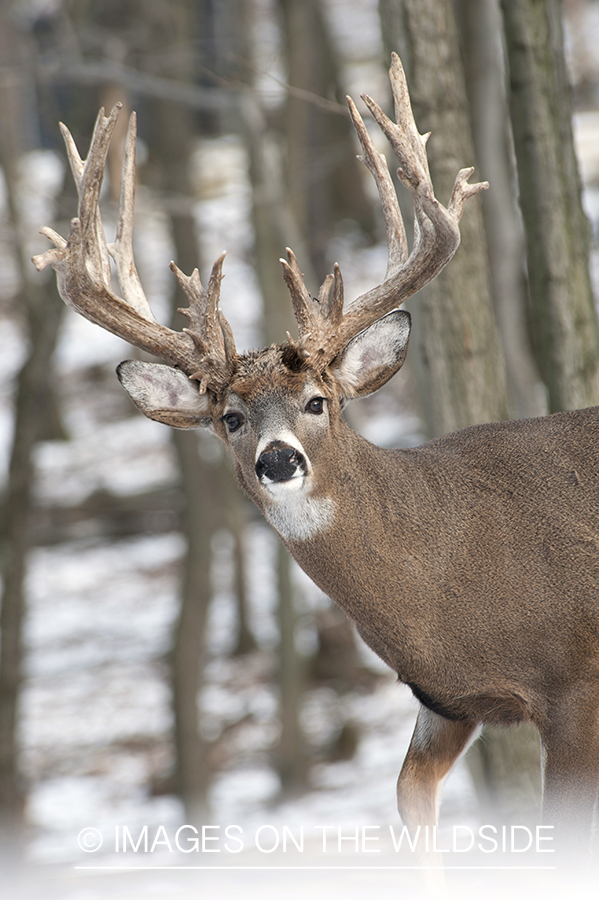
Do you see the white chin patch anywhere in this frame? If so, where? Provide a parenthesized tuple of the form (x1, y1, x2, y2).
(262, 474, 306, 496)
(263, 492, 336, 542)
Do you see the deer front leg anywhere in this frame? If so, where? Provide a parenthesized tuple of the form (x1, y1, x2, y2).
(540, 692, 599, 873)
(397, 706, 479, 894)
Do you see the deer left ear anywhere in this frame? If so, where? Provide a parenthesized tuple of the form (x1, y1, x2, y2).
(330, 309, 411, 399)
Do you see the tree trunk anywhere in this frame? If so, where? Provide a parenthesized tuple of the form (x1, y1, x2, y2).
(237, 0, 311, 791)
(0, 12, 65, 858)
(138, 0, 222, 822)
(500, 0, 599, 412)
(169, 430, 222, 823)
(378, 0, 541, 827)
(278, 0, 375, 280)
(399, 0, 508, 437)
(225, 483, 256, 657)
(159, 108, 217, 824)
(458, 0, 546, 420)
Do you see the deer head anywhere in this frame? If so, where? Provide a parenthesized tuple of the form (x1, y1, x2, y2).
(33, 53, 487, 542)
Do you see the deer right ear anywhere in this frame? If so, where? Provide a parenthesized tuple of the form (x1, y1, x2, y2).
(117, 360, 214, 430)
(330, 309, 411, 400)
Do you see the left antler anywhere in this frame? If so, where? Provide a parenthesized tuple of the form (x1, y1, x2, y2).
(281, 52, 488, 369)
(33, 104, 235, 393)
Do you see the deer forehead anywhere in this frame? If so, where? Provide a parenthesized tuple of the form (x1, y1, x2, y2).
(227, 346, 329, 398)
(222, 349, 332, 414)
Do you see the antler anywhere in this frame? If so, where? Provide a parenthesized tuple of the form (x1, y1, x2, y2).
(32, 104, 235, 393)
(281, 52, 489, 369)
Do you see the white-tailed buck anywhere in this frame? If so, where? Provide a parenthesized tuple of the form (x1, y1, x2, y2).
(34, 54, 599, 872)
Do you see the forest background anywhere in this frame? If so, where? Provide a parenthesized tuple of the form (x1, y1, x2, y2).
(1, 0, 599, 897)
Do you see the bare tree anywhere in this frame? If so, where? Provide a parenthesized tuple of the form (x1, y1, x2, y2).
(381, 0, 508, 430)
(377, 0, 544, 827)
(142, 1, 223, 823)
(0, 9, 65, 861)
(500, 0, 599, 411)
(458, 0, 546, 420)
(72, 0, 227, 822)
(278, 0, 375, 280)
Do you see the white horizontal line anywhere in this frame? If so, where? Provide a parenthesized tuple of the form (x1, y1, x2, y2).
(74, 865, 557, 871)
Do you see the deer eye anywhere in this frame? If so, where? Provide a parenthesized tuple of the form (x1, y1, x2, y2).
(223, 412, 244, 433)
(305, 397, 325, 415)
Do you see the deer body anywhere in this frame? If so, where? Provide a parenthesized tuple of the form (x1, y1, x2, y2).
(280, 406, 599, 730)
(208, 349, 599, 731)
(33, 52, 599, 873)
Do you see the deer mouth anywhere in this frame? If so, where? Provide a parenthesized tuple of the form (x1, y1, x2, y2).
(255, 444, 308, 494)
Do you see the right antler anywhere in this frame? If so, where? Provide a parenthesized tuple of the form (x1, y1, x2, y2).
(33, 105, 236, 395)
(281, 52, 488, 370)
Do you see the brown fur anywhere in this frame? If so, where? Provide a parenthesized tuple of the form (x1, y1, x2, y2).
(285, 407, 599, 735)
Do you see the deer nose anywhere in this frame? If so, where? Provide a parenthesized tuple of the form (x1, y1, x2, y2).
(255, 446, 306, 483)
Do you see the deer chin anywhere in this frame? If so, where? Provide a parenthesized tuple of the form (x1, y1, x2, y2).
(262, 489, 336, 542)
(257, 469, 336, 540)
(261, 472, 307, 497)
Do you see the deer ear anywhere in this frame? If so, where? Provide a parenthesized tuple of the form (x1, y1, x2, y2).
(330, 309, 411, 399)
(117, 360, 214, 430)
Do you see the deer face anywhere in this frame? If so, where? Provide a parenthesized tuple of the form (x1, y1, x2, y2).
(216, 351, 340, 540)
(117, 309, 411, 542)
(222, 358, 334, 495)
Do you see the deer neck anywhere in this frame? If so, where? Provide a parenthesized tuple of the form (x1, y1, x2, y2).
(243, 418, 424, 606)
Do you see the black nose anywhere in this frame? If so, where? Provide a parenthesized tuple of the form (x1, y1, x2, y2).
(256, 446, 305, 483)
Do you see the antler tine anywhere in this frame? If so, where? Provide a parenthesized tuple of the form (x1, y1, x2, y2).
(280, 247, 315, 336)
(218, 309, 237, 364)
(172, 252, 226, 354)
(314, 265, 344, 322)
(34, 105, 121, 296)
(317, 272, 335, 311)
(48, 106, 131, 301)
(59, 121, 86, 193)
(328, 264, 344, 324)
(372, 52, 433, 194)
(107, 113, 157, 321)
(347, 95, 408, 275)
(172, 252, 237, 391)
(448, 166, 489, 223)
(76, 105, 124, 289)
(280, 249, 347, 362)
(206, 253, 237, 365)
